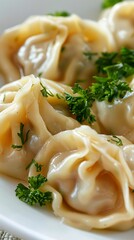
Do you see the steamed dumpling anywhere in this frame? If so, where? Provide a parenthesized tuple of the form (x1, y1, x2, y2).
(0, 75, 80, 180)
(0, 14, 115, 86)
(99, 1, 134, 49)
(29, 125, 134, 230)
(95, 76, 134, 143)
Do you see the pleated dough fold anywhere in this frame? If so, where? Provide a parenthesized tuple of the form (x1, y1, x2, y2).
(99, 1, 134, 49)
(0, 75, 79, 180)
(29, 125, 134, 230)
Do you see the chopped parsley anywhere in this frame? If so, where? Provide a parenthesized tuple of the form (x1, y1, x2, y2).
(40, 82, 64, 100)
(26, 159, 43, 172)
(91, 64, 132, 102)
(108, 135, 123, 146)
(48, 11, 70, 17)
(95, 52, 118, 74)
(65, 84, 95, 124)
(38, 72, 43, 78)
(40, 47, 133, 124)
(12, 123, 30, 149)
(15, 174, 52, 206)
(95, 48, 134, 74)
(102, 0, 124, 9)
(40, 82, 54, 97)
(83, 51, 97, 60)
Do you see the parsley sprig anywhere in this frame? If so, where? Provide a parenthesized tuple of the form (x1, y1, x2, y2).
(95, 48, 134, 75)
(12, 123, 30, 149)
(65, 84, 95, 123)
(102, 0, 124, 9)
(40, 47, 133, 124)
(26, 159, 43, 172)
(15, 174, 52, 206)
(91, 64, 132, 102)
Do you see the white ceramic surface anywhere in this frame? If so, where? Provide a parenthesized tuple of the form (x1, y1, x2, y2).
(0, 0, 134, 239)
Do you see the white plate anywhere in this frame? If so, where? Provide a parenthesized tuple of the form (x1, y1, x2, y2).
(0, 0, 134, 240)
(0, 174, 134, 240)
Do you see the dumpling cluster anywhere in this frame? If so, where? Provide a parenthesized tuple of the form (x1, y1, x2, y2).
(0, 2, 134, 232)
(0, 75, 133, 231)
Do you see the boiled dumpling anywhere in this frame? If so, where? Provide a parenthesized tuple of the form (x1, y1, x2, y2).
(29, 125, 134, 230)
(0, 14, 115, 86)
(0, 75, 80, 180)
(95, 76, 134, 143)
(99, 1, 134, 49)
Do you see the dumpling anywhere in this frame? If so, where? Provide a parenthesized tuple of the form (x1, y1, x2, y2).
(95, 76, 134, 143)
(101, 134, 134, 190)
(0, 14, 115, 86)
(0, 75, 80, 180)
(29, 125, 134, 230)
(99, 1, 134, 49)
(122, 143, 134, 190)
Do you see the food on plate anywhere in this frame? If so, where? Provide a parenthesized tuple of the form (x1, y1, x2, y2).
(0, 0, 134, 232)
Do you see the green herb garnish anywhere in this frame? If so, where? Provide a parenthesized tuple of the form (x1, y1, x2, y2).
(65, 83, 95, 124)
(38, 72, 43, 78)
(95, 48, 134, 74)
(95, 52, 118, 74)
(12, 123, 30, 149)
(40, 82, 54, 97)
(40, 47, 133, 124)
(83, 51, 97, 60)
(91, 64, 132, 102)
(108, 135, 123, 146)
(40, 82, 63, 99)
(120, 48, 134, 66)
(48, 11, 70, 17)
(26, 159, 43, 172)
(15, 174, 52, 206)
(102, 0, 123, 9)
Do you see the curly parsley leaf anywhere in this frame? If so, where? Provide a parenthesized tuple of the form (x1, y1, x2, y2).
(91, 64, 132, 102)
(120, 48, 134, 66)
(15, 174, 52, 206)
(12, 123, 30, 149)
(95, 52, 118, 74)
(65, 83, 95, 124)
(28, 174, 47, 189)
(95, 48, 134, 74)
(102, 0, 124, 9)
